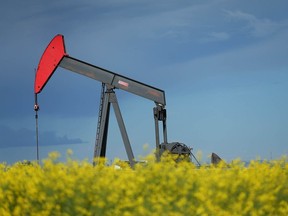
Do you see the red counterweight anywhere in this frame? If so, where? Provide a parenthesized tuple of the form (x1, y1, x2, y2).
(34, 34, 68, 94)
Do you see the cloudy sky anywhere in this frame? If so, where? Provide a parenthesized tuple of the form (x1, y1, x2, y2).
(0, 0, 287, 164)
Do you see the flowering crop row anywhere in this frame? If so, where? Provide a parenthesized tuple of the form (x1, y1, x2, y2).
(0, 152, 287, 216)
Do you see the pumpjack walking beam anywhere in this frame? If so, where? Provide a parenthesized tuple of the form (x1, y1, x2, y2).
(34, 34, 168, 165)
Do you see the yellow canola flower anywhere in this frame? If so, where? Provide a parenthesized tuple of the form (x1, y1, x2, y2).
(0, 153, 287, 216)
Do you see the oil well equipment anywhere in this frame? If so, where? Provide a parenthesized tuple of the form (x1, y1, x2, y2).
(34, 34, 203, 166)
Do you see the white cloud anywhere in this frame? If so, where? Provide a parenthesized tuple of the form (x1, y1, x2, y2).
(158, 28, 288, 88)
(224, 10, 287, 37)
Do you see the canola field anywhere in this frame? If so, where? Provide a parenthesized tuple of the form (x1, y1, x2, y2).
(0, 152, 287, 216)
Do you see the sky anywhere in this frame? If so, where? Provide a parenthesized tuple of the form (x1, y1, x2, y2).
(0, 0, 287, 164)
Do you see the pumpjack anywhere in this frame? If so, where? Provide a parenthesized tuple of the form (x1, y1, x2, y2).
(34, 34, 202, 166)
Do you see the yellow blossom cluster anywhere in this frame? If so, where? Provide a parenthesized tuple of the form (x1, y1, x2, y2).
(0, 152, 287, 216)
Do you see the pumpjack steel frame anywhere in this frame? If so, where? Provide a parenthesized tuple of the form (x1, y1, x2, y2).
(34, 34, 169, 166)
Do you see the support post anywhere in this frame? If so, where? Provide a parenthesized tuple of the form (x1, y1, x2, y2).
(162, 110, 168, 144)
(94, 85, 135, 167)
(153, 104, 167, 161)
(154, 107, 161, 161)
(110, 94, 135, 167)
(94, 89, 111, 159)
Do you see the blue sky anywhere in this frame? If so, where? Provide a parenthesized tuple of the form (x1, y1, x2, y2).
(0, 0, 287, 164)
